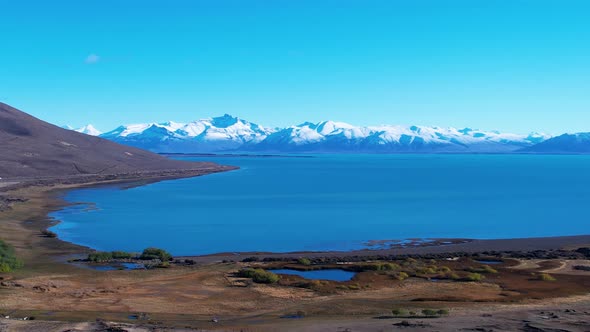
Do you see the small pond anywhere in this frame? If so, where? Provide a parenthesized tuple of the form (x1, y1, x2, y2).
(270, 269, 356, 281)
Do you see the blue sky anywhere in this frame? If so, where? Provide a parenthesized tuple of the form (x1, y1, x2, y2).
(1, 0, 589, 134)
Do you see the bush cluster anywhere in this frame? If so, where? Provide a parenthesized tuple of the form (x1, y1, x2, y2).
(87, 251, 115, 262)
(237, 268, 280, 284)
(467, 265, 498, 274)
(355, 262, 401, 272)
(536, 273, 557, 282)
(392, 308, 449, 317)
(297, 258, 312, 266)
(465, 272, 485, 282)
(0, 240, 23, 273)
(139, 247, 172, 261)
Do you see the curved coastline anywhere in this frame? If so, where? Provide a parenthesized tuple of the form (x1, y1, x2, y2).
(0, 166, 239, 267)
(13, 175, 590, 265)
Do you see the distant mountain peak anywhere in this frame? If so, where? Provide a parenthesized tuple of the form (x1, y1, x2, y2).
(75, 124, 102, 136)
(210, 114, 240, 128)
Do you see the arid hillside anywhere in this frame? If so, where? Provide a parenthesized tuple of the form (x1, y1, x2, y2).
(0, 102, 216, 179)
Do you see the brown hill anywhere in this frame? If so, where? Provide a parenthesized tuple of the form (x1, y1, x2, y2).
(0, 102, 222, 179)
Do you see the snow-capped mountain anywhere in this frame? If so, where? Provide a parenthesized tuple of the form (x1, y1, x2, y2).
(67, 115, 552, 153)
(75, 124, 102, 136)
(254, 121, 549, 153)
(100, 114, 274, 152)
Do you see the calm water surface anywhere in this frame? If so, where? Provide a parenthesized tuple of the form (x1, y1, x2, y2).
(49, 154, 590, 255)
(270, 269, 356, 281)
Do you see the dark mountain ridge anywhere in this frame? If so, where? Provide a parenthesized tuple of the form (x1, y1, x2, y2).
(520, 133, 590, 154)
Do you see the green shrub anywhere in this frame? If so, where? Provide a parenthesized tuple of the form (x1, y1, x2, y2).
(438, 266, 452, 273)
(0, 240, 23, 272)
(447, 272, 460, 280)
(297, 258, 312, 266)
(537, 273, 557, 282)
(357, 262, 401, 271)
(360, 263, 382, 271)
(87, 251, 113, 262)
(111, 251, 134, 259)
(437, 309, 450, 316)
(465, 273, 485, 282)
(417, 267, 437, 275)
(382, 263, 401, 271)
(392, 308, 408, 316)
(237, 268, 280, 284)
(422, 309, 438, 317)
(467, 265, 498, 274)
(140, 247, 172, 261)
(395, 271, 409, 281)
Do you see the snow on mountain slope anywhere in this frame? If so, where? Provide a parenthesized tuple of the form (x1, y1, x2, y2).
(70, 115, 551, 153)
(75, 124, 102, 136)
(100, 114, 274, 152)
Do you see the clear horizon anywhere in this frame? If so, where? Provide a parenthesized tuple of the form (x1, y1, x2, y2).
(2, 1, 590, 135)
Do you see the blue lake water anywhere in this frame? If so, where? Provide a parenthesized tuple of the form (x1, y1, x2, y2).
(49, 154, 590, 256)
(270, 269, 356, 281)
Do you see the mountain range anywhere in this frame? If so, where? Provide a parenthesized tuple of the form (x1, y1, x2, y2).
(68, 114, 561, 153)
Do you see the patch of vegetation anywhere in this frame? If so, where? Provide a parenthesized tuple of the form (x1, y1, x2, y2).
(41, 230, 57, 238)
(87, 251, 113, 262)
(536, 273, 557, 282)
(437, 309, 450, 316)
(111, 251, 134, 259)
(0, 240, 23, 273)
(438, 266, 452, 273)
(297, 258, 311, 266)
(393, 272, 410, 281)
(354, 262, 401, 272)
(381, 262, 401, 271)
(446, 272, 461, 280)
(237, 268, 280, 284)
(422, 309, 439, 317)
(242, 256, 259, 262)
(416, 266, 437, 275)
(391, 308, 408, 317)
(467, 265, 498, 274)
(87, 250, 136, 262)
(297, 279, 323, 290)
(140, 247, 172, 261)
(465, 273, 485, 282)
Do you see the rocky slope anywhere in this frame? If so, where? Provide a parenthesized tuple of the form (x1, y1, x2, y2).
(0, 103, 221, 179)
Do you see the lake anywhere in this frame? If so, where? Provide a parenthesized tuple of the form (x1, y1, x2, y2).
(49, 154, 590, 256)
(269, 269, 357, 281)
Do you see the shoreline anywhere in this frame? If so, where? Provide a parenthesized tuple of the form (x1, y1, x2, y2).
(3, 173, 590, 265)
(0, 166, 239, 267)
(182, 234, 590, 263)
